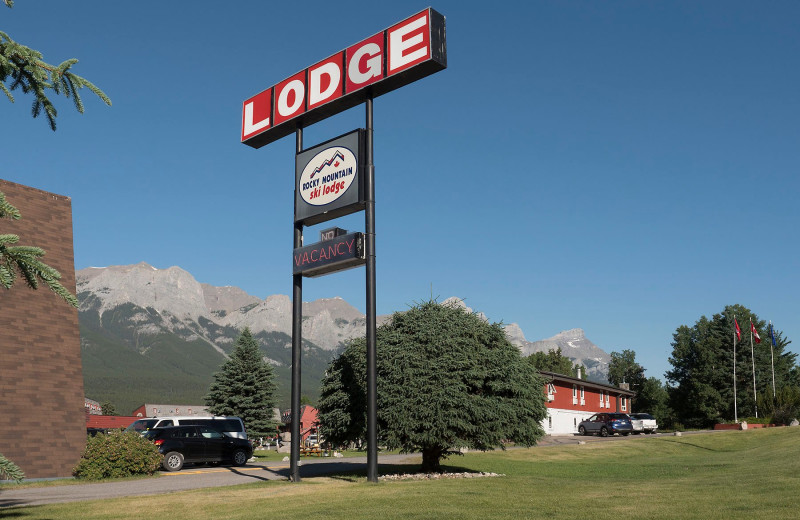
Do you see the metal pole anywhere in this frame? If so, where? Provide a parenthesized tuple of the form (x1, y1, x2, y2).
(365, 97, 378, 483)
(733, 315, 738, 423)
(770, 321, 776, 398)
(290, 126, 304, 482)
(750, 318, 758, 418)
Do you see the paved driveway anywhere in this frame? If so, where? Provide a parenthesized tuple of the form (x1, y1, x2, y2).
(0, 455, 409, 508)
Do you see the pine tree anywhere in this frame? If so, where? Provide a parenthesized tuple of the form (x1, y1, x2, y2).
(318, 299, 548, 472)
(1, 1, 111, 130)
(0, 191, 78, 306)
(205, 328, 278, 438)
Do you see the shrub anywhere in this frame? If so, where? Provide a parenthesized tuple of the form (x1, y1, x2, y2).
(0, 453, 25, 483)
(73, 430, 162, 480)
(758, 386, 800, 426)
(740, 416, 773, 425)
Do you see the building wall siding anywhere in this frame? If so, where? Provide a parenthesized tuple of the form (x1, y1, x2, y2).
(0, 180, 85, 479)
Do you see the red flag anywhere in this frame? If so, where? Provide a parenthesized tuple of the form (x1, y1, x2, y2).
(751, 322, 761, 344)
(735, 318, 741, 341)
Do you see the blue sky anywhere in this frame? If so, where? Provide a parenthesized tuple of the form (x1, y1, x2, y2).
(4, 1, 799, 381)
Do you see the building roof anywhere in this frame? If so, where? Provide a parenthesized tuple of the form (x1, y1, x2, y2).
(538, 371, 636, 397)
(132, 404, 209, 417)
(86, 415, 140, 429)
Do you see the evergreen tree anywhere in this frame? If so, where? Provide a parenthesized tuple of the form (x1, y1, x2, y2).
(318, 299, 548, 472)
(527, 347, 579, 376)
(100, 401, 117, 416)
(608, 349, 646, 388)
(608, 349, 647, 408)
(666, 304, 795, 427)
(0, 191, 78, 306)
(635, 377, 672, 426)
(2, 2, 111, 130)
(205, 328, 278, 438)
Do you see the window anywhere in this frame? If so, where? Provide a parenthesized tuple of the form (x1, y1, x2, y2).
(572, 384, 578, 405)
(548, 416, 552, 429)
(547, 383, 556, 401)
(621, 397, 627, 411)
(580, 386, 585, 405)
(199, 426, 224, 439)
(605, 393, 610, 408)
(600, 392, 605, 408)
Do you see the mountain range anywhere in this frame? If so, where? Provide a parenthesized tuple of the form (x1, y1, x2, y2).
(77, 262, 610, 413)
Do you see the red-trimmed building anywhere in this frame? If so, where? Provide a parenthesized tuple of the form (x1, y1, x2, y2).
(539, 370, 635, 435)
(86, 414, 139, 432)
(280, 406, 319, 444)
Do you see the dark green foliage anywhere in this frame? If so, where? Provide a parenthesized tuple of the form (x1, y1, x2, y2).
(0, 452, 24, 483)
(318, 300, 547, 472)
(666, 304, 795, 427)
(72, 431, 162, 480)
(205, 328, 278, 437)
(0, 191, 77, 306)
(608, 349, 647, 408)
(527, 347, 578, 376)
(608, 349, 646, 388)
(635, 377, 672, 426)
(100, 401, 117, 416)
(1, 3, 111, 130)
(758, 386, 800, 425)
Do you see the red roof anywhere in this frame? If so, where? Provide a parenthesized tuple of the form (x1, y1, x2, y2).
(86, 415, 139, 429)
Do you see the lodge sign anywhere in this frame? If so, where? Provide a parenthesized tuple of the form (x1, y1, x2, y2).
(293, 232, 365, 278)
(242, 8, 446, 148)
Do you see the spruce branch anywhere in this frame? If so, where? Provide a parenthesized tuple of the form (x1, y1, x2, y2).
(1, 25, 111, 130)
(0, 453, 24, 483)
(1, 191, 79, 307)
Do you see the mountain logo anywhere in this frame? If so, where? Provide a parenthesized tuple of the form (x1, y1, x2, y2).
(310, 151, 345, 179)
(298, 146, 357, 206)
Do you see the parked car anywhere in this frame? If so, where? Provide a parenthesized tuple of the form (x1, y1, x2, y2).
(629, 413, 658, 434)
(125, 416, 248, 439)
(578, 413, 633, 437)
(143, 425, 253, 471)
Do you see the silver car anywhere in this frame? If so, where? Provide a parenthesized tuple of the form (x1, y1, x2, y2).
(629, 413, 658, 434)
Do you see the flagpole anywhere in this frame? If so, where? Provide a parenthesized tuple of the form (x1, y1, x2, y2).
(733, 315, 738, 423)
(750, 317, 758, 418)
(770, 321, 776, 398)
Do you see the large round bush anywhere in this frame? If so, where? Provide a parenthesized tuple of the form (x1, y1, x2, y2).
(73, 430, 162, 480)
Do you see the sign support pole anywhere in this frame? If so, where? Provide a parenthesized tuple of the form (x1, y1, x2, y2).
(290, 126, 304, 483)
(365, 97, 378, 483)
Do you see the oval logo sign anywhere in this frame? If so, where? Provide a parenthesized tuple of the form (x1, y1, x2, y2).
(298, 146, 357, 206)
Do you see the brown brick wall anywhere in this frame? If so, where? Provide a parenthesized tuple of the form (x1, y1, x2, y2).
(0, 179, 86, 479)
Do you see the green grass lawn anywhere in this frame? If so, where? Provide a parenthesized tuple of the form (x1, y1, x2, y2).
(6, 428, 800, 519)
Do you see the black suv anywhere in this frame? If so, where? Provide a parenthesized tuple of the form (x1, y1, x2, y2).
(143, 425, 252, 471)
(577, 413, 633, 437)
